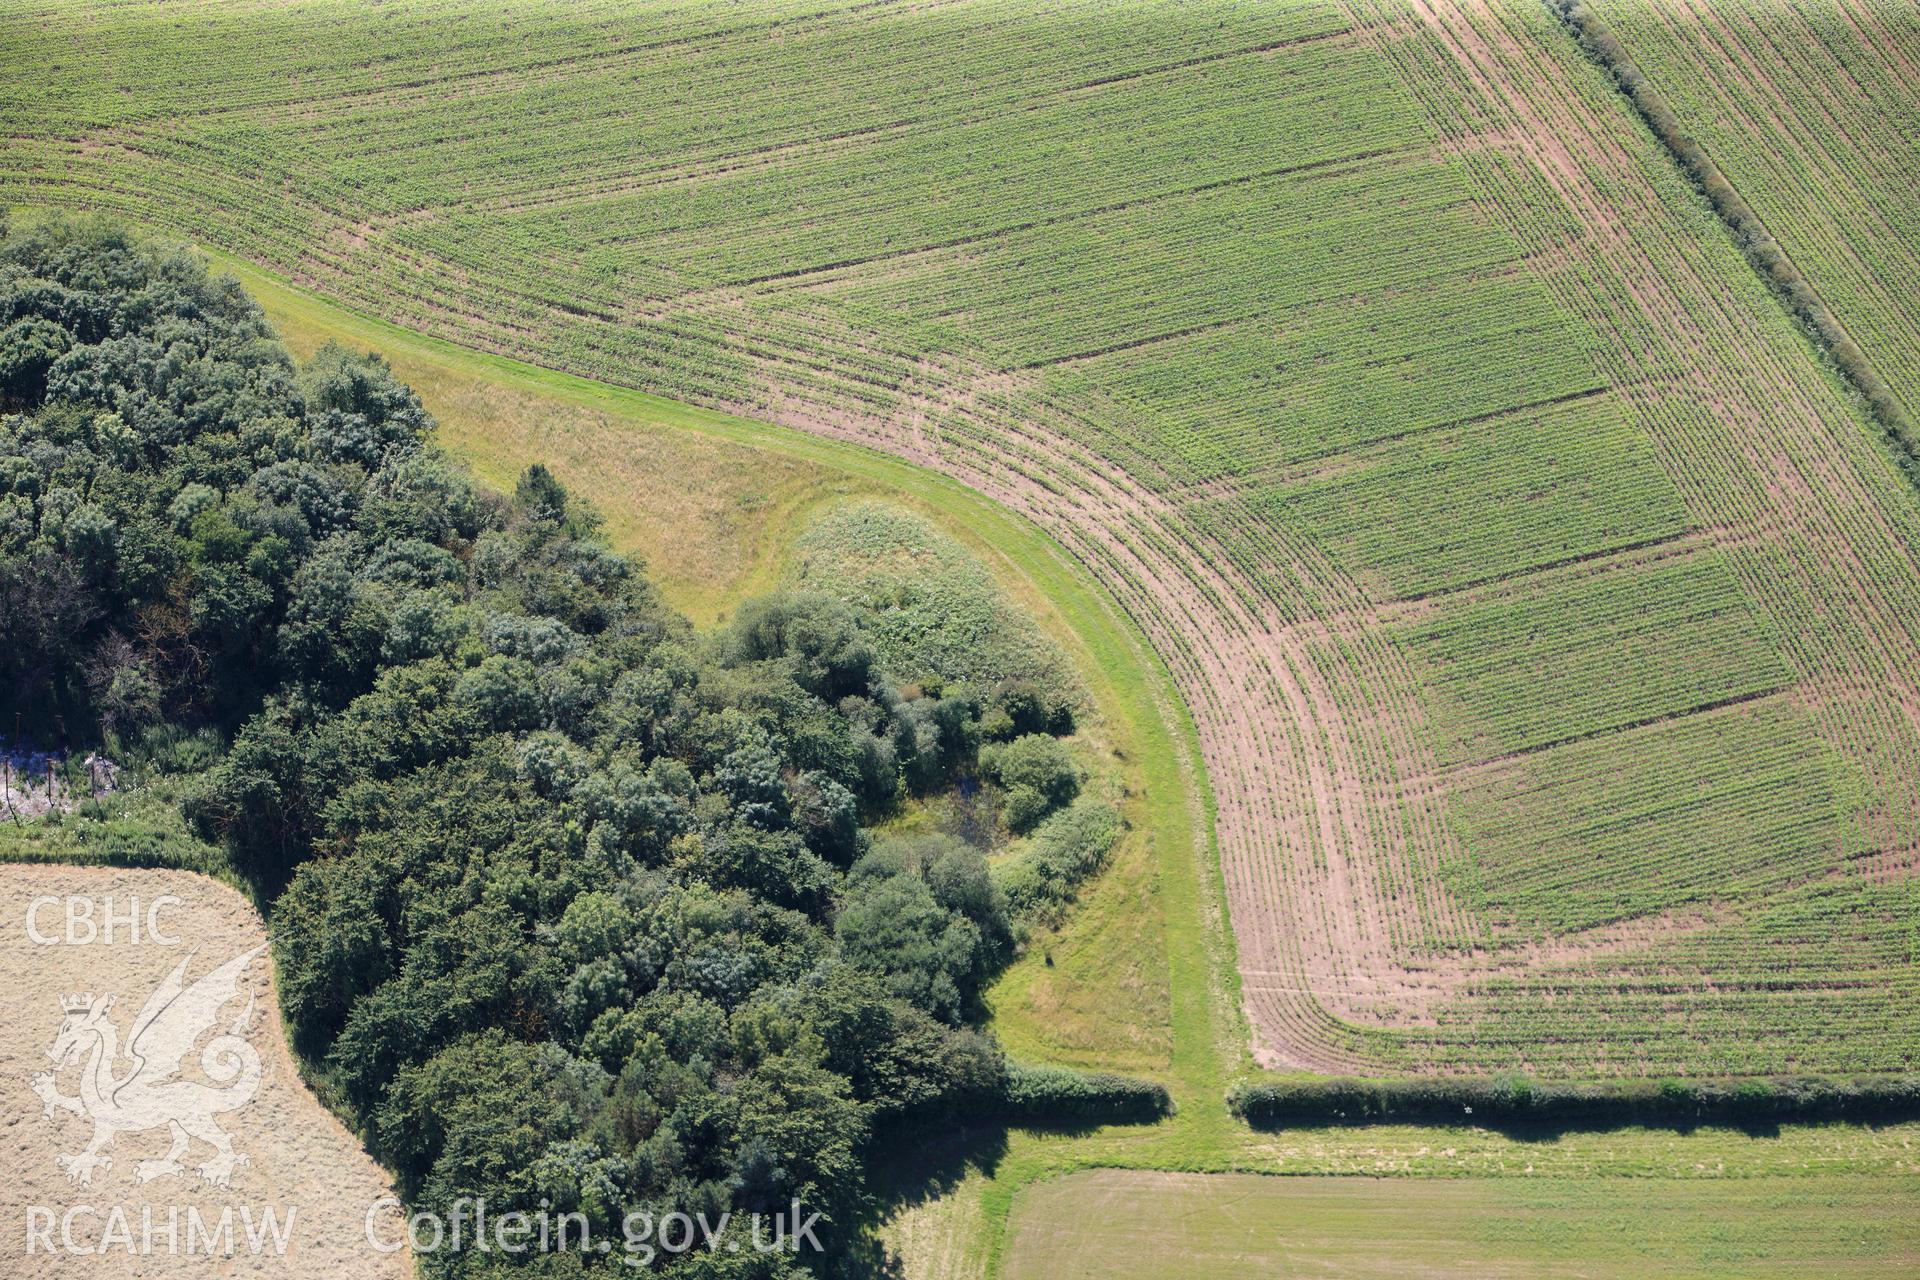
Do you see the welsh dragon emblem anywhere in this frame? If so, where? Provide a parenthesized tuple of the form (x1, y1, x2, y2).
(30, 945, 266, 1188)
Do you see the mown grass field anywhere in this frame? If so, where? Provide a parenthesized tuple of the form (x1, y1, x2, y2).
(5, 0, 1917, 1080)
(1001, 1170, 1920, 1280)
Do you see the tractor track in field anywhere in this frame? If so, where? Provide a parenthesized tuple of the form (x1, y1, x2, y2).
(738, 325, 1482, 1067)
(1371, 0, 1920, 984)
(203, 0, 1920, 1071)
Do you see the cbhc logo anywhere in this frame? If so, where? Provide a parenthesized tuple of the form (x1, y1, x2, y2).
(24, 896, 184, 945)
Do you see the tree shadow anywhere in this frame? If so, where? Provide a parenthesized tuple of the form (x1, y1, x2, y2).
(857, 1121, 1012, 1279)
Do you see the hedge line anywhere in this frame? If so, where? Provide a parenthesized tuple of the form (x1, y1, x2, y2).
(1000, 1061, 1173, 1126)
(1552, 0, 1920, 484)
(1229, 1073, 1920, 1130)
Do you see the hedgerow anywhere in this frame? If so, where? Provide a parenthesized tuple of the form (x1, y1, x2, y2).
(1003, 1062, 1172, 1126)
(1229, 1073, 1920, 1130)
(11, 0, 1920, 1080)
(1553, 0, 1920, 484)
(0, 218, 1171, 1277)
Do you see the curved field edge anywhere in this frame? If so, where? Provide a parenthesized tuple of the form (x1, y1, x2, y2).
(195, 247, 1245, 1101)
(4, 236, 1252, 1273)
(13, 0, 1915, 1078)
(240, 251, 1883, 1280)
(22, 255, 1920, 1280)
(209, 245, 1916, 1280)
(205, 255, 1270, 1275)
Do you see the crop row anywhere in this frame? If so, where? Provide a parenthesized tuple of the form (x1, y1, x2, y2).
(1263, 390, 1689, 599)
(1449, 697, 1847, 934)
(1399, 550, 1792, 764)
(8, 0, 1918, 1078)
(1597, 0, 1920, 423)
(1046, 267, 1603, 484)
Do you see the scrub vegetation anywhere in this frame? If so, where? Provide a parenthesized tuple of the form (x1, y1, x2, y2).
(6, 2, 1920, 1276)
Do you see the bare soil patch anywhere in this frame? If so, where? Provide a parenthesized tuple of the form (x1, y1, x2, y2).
(0, 865, 406, 1279)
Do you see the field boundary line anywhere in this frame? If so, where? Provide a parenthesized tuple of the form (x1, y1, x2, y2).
(1549, 0, 1920, 470)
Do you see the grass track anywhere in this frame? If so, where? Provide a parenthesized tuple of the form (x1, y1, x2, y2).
(202, 248, 1241, 1099)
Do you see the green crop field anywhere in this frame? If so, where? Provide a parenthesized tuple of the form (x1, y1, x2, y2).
(1593, 0, 1920, 427)
(136, 222, 1920, 1280)
(144, 233, 1920, 1280)
(7, 0, 1918, 1085)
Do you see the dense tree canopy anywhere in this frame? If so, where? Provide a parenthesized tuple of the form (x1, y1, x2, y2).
(0, 215, 1148, 1277)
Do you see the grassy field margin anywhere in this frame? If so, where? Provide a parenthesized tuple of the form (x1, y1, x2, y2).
(194, 249, 1258, 1270)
